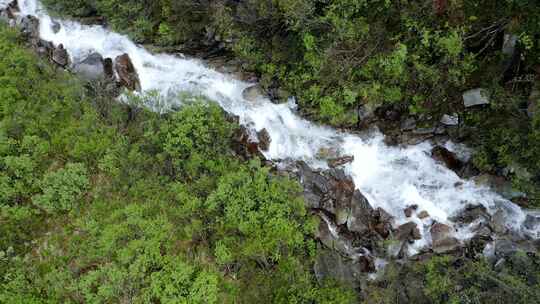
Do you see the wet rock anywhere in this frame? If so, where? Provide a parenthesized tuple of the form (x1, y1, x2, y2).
(400, 117, 416, 131)
(242, 84, 264, 102)
(52, 44, 69, 68)
(51, 20, 61, 34)
(404, 205, 418, 218)
(473, 174, 527, 202)
(494, 239, 519, 258)
(114, 53, 141, 92)
(490, 210, 508, 234)
(396, 222, 422, 242)
(440, 114, 459, 126)
(35, 39, 54, 58)
(103, 58, 114, 79)
(463, 88, 490, 107)
(314, 248, 361, 286)
(430, 223, 460, 254)
(412, 126, 436, 135)
(347, 190, 373, 235)
(372, 208, 393, 238)
(450, 204, 490, 225)
(256, 128, 271, 151)
(418, 210, 430, 219)
(316, 214, 364, 258)
(232, 125, 266, 160)
(20, 15, 39, 40)
(431, 146, 463, 172)
(523, 214, 540, 231)
(73, 52, 106, 81)
(328, 155, 354, 168)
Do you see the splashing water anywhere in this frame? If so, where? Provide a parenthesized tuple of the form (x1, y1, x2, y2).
(7, 0, 538, 251)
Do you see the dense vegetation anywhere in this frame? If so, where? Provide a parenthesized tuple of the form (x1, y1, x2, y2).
(0, 25, 355, 303)
(41, 0, 540, 205)
(2, 6, 540, 303)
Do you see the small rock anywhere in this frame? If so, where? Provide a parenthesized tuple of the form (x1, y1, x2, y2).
(440, 114, 459, 126)
(404, 205, 418, 218)
(431, 146, 463, 172)
(242, 84, 264, 102)
(396, 222, 422, 242)
(52, 44, 69, 68)
(412, 127, 436, 135)
(463, 88, 490, 107)
(51, 20, 61, 33)
(418, 211, 430, 219)
(328, 155, 354, 168)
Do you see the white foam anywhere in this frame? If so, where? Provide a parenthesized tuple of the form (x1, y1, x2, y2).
(13, 0, 537, 250)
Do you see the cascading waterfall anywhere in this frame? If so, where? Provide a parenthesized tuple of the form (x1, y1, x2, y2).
(6, 0, 539, 253)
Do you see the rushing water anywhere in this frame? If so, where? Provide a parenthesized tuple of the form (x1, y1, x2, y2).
(6, 0, 538, 252)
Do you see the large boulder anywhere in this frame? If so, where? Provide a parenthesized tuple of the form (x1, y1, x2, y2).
(52, 44, 69, 68)
(430, 223, 460, 254)
(20, 15, 39, 40)
(73, 52, 106, 81)
(463, 88, 490, 107)
(346, 190, 374, 235)
(395, 222, 422, 243)
(114, 53, 141, 92)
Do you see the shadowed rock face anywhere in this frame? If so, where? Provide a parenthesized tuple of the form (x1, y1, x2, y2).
(73, 52, 105, 81)
(114, 53, 141, 92)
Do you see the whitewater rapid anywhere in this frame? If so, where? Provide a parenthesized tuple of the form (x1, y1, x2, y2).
(7, 0, 537, 252)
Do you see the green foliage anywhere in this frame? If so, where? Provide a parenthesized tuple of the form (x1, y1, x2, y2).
(33, 163, 89, 212)
(0, 23, 355, 303)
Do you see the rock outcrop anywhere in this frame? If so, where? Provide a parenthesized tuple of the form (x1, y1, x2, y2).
(114, 53, 141, 92)
(52, 44, 69, 68)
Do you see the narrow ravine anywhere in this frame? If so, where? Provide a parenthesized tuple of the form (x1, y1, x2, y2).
(7, 0, 539, 254)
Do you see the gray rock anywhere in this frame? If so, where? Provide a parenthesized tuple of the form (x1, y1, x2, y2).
(51, 20, 61, 34)
(242, 84, 264, 102)
(73, 52, 105, 81)
(314, 249, 361, 287)
(450, 204, 490, 225)
(494, 239, 518, 258)
(430, 223, 460, 254)
(523, 214, 540, 231)
(20, 15, 39, 40)
(52, 44, 69, 68)
(347, 190, 373, 235)
(463, 88, 490, 107)
(400, 117, 416, 131)
(440, 114, 459, 126)
(490, 210, 508, 234)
